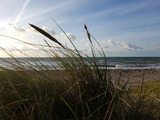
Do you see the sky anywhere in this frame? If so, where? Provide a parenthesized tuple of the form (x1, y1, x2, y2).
(0, 0, 160, 57)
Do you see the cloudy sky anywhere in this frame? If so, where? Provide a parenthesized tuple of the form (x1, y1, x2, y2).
(0, 0, 160, 57)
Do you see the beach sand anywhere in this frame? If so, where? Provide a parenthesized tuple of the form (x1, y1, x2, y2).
(108, 69, 160, 87)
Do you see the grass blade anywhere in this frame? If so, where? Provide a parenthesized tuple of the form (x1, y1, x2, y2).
(29, 23, 65, 48)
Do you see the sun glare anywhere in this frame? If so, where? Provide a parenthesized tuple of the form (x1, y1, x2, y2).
(0, 22, 25, 52)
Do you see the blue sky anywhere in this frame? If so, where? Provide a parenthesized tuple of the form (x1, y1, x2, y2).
(0, 0, 160, 57)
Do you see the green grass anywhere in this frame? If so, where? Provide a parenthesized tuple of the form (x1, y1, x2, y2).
(0, 22, 159, 120)
(124, 80, 160, 120)
(0, 70, 159, 120)
(138, 80, 160, 95)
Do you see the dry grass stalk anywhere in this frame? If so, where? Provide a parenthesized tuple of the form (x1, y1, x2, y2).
(84, 24, 92, 43)
(29, 24, 65, 48)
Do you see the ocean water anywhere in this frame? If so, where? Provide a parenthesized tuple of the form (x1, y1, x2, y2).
(101, 57, 160, 69)
(0, 57, 160, 70)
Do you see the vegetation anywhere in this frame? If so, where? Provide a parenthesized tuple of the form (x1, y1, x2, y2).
(0, 22, 159, 120)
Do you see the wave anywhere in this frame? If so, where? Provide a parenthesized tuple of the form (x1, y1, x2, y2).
(114, 64, 160, 69)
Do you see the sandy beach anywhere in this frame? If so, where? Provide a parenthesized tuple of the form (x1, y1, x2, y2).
(109, 69, 160, 87)
(52, 68, 160, 87)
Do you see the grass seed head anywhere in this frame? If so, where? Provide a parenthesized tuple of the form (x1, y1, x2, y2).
(29, 23, 65, 48)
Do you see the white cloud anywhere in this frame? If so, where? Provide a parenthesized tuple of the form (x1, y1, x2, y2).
(107, 39, 116, 45)
(66, 33, 76, 41)
(8, 24, 56, 37)
(42, 27, 56, 35)
(8, 23, 26, 32)
(118, 42, 143, 51)
(26, 28, 36, 33)
(106, 39, 143, 51)
(13, 26, 26, 32)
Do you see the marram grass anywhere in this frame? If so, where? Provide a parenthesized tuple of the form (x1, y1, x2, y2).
(0, 22, 159, 120)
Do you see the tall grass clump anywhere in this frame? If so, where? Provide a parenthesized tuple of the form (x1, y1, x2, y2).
(0, 21, 159, 120)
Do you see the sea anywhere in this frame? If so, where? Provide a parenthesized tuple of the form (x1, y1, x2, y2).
(0, 57, 160, 70)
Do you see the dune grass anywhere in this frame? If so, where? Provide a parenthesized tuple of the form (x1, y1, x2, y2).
(134, 80, 160, 95)
(0, 23, 159, 120)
